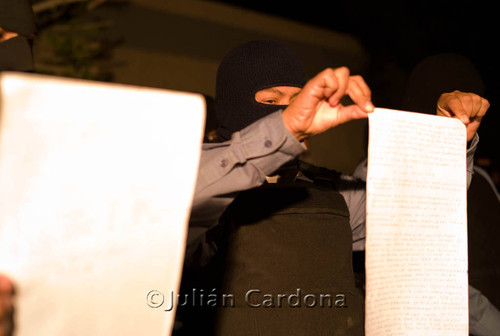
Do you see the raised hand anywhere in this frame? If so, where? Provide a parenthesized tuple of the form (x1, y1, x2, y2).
(282, 67, 374, 141)
(437, 91, 489, 142)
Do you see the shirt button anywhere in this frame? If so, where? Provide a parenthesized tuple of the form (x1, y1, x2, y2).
(220, 158, 228, 168)
(264, 140, 272, 148)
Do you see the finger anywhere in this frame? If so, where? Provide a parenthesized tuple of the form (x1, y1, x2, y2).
(350, 75, 372, 99)
(473, 95, 489, 119)
(317, 68, 339, 100)
(457, 92, 480, 119)
(466, 97, 489, 140)
(470, 94, 482, 119)
(438, 94, 470, 124)
(346, 77, 374, 112)
(300, 68, 337, 103)
(327, 67, 350, 107)
(466, 120, 482, 142)
(335, 104, 371, 125)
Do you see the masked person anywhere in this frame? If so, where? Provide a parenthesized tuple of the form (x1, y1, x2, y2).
(353, 52, 500, 336)
(177, 41, 374, 336)
(177, 40, 488, 335)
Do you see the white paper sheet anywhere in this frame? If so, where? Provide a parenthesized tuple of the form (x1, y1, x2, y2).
(0, 72, 205, 335)
(365, 108, 468, 335)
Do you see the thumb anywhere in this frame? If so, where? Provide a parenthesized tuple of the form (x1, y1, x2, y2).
(335, 105, 371, 125)
(437, 97, 470, 125)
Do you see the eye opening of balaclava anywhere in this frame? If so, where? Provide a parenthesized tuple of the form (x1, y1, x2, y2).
(0, 0, 37, 72)
(214, 40, 306, 141)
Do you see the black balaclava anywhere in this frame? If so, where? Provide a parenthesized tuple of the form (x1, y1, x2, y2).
(0, 0, 37, 72)
(215, 40, 306, 141)
(401, 53, 485, 115)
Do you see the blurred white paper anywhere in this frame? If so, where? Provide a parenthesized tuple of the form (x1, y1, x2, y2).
(365, 108, 468, 335)
(0, 72, 205, 335)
